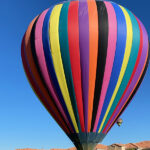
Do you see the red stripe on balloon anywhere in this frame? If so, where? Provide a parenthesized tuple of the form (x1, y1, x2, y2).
(23, 18, 70, 134)
(105, 46, 149, 134)
(103, 16, 143, 133)
(68, 1, 85, 132)
(21, 34, 70, 134)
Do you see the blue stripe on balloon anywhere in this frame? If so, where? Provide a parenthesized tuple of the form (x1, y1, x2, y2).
(100, 8, 140, 132)
(42, 7, 75, 133)
(96, 2, 127, 132)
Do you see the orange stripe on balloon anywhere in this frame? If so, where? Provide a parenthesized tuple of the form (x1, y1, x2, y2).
(22, 37, 70, 134)
(87, 0, 98, 132)
(23, 18, 70, 134)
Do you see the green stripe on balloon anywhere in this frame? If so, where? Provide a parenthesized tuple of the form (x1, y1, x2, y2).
(100, 8, 141, 132)
(59, 2, 82, 132)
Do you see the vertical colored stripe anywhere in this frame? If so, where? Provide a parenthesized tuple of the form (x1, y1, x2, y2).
(59, 2, 82, 132)
(49, 4, 79, 133)
(104, 20, 149, 133)
(98, 5, 133, 133)
(87, 0, 98, 132)
(106, 45, 149, 134)
(68, 1, 85, 132)
(22, 39, 70, 134)
(79, 1, 90, 131)
(93, 1, 117, 132)
(22, 40, 70, 134)
(99, 7, 140, 132)
(34, 9, 73, 132)
(31, 17, 72, 134)
(91, 1, 108, 131)
(96, 2, 127, 133)
(42, 7, 75, 132)
(23, 18, 70, 134)
(103, 16, 143, 133)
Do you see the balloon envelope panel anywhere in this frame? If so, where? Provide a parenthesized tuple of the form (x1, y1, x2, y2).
(21, 0, 149, 150)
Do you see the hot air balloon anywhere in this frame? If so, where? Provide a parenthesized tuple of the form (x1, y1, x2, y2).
(116, 118, 123, 127)
(21, 0, 150, 150)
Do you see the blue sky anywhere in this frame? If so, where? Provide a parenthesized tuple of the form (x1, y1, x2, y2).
(0, 0, 150, 150)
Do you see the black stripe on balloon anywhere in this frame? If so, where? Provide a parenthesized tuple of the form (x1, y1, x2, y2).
(91, 1, 109, 131)
(23, 32, 69, 134)
(106, 42, 150, 133)
(30, 17, 71, 133)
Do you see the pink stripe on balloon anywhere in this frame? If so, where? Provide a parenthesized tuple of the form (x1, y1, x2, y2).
(34, 9, 73, 132)
(93, 2, 117, 132)
(22, 35, 69, 134)
(104, 20, 149, 133)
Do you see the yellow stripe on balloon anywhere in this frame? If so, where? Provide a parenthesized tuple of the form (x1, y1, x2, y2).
(49, 4, 79, 133)
(98, 6, 133, 133)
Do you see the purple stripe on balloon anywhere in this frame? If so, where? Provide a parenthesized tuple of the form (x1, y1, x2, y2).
(34, 9, 73, 131)
(23, 35, 67, 133)
(79, 1, 90, 132)
(93, 1, 117, 132)
(104, 19, 149, 133)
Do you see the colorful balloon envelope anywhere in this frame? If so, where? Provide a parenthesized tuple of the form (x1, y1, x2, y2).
(21, 0, 150, 150)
